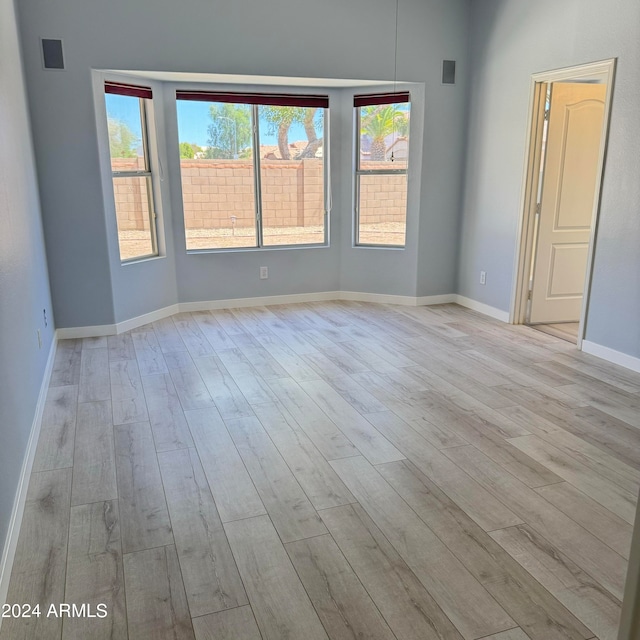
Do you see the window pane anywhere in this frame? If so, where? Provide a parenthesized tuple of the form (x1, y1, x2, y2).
(105, 93, 145, 172)
(357, 174, 407, 246)
(358, 103, 410, 170)
(112, 176, 155, 260)
(177, 100, 257, 250)
(258, 106, 325, 246)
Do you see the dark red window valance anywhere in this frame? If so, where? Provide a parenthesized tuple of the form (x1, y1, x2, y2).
(354, 91, 410, 107)
(176, 90, 329, 109)
(105, 81, 153, 100)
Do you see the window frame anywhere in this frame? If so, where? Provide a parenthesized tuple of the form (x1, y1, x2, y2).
(105, 83, 159, 263)
(354, 92, 410, 249)
(175, 91, 330, 253)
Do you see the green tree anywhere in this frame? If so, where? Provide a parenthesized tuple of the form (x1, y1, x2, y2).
(179, 142, 195, 159)
(108, 118, 139, 158)
(261, 106, 298, 159)
(260, 106, 323, 160)
(207, 104, 252, 159)
(360, 105, 409, 161)
(299, 108, 323, 158)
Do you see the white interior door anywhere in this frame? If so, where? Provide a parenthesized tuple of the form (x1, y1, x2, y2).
(529, 82, 606, 324)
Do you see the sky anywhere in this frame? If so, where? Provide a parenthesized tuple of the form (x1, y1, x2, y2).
(106, 93, 410, 150)
(176, 100, 310, 147)
(105, 93, 309, 148)
(105, 93, 307, 147)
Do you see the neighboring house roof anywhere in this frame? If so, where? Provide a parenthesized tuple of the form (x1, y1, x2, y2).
(385, 137, 408, 160)
(261, 140, 322, 159)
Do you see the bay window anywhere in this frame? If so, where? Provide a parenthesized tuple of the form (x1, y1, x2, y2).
(175, 91, 329, 251)
(104, 81, 158, 262)
(354, 92, 410, 247)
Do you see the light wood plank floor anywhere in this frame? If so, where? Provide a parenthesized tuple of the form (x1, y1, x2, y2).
(2, 301, 639, 640)
(531, 322, 580, 343)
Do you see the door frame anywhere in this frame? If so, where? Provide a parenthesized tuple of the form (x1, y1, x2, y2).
(509, 59, 616, 348)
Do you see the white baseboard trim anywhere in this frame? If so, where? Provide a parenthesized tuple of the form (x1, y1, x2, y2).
(56, 304, 180, 339)
(56, 323, 115, 339)
(416, 294, 457, 306)
(582, 340, 640, 374)
(0, 334, 57, 616)
(55, 291, 510, 338)
(176, 291, 458, 312)
(181, 290, 444, 311)
(179, 291, 340, 312)
(454, 295, 510, 322)
(117, 304, 180, 334)
(56, 292, 455, 337)
(339, 291, 419, 306)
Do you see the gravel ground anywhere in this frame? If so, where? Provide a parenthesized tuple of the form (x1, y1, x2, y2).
(118, 223, 407, 259)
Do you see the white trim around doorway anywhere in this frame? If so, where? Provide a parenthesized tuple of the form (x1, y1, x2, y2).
(509, 58, 617, 349)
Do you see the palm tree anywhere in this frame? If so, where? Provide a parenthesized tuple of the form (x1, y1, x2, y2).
(360, 105, 408, 161)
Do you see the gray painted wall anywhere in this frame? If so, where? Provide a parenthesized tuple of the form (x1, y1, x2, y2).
(459, 0, 640, 357)
(92, 78, 180, 324)
(0, 0, 54, 566)
(16, 0, 470, 327)
(161, 83, 344, 305)
(338, 84, 423, 298)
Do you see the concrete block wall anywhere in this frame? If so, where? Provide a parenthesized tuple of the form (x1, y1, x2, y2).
(112, 157, 151, 232)
(180, 158, 325, 230)
(181, 160, 256, 231)
(358, 165, 408, 225)
(260, 160, 324, 228)
(112, 157, 407, 232)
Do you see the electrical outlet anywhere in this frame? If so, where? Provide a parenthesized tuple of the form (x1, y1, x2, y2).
(37, 329, 42, 349)
(260, 266, 268, 280)
(480, 271, 487, 285)
(43, 309, 48, 327)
